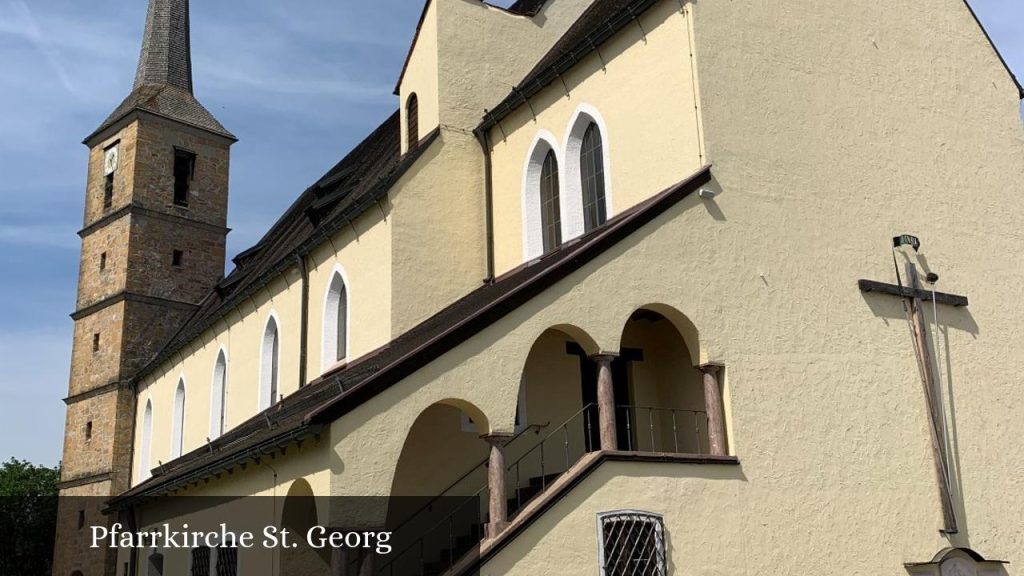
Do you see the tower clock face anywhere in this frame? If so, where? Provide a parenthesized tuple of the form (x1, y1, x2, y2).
(104, 146, 118, 175)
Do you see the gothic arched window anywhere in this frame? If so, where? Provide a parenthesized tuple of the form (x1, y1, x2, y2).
(323, 271, 349, 370)
(407, 93, 419, 151)
(171, 379, 186, 458)
(210, 351, 227, 439)
(260, 316, 280, 409)
(580, 123, 607, 231)
(540, 150, 562, 253)
(140, 399, 153, 481)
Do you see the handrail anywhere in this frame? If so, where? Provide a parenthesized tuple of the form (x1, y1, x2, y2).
(505, 403, 597, 474)
(386, 422, 547, 537)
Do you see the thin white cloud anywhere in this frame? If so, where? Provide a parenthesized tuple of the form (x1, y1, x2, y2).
(4, 0, 76, 94)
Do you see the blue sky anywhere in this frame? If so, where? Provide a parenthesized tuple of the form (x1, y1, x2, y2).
(0, 1, 1020, 467)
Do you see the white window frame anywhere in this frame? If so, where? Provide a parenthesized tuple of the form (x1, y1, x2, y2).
(170, 377, 186, 458)
(139, 398, 153, 481)
(321, 265, 351, 372)
(259, 312, 281, 410)
(522, 131, 567, 262)
(209, 348, 228, 439)
(563, 103, 614, 239)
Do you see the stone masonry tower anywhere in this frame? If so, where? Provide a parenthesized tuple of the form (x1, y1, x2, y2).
(54, 0, 234, 574)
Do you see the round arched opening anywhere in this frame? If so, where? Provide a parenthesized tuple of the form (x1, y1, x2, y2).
(619, 307, 710, 454)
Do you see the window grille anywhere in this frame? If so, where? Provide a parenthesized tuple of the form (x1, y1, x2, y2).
(580, 123, 607, 231)
(191, 547, 211, 576)
(598, 511, 666, 576)
(540, 149, 562, 253)
(215, 547, 238, 576)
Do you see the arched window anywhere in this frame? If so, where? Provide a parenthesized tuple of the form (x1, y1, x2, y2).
(171, 379, 186, 458)
(260, 316, 280, 410)
(210, 351, 227, 439)
(140, 399, 153, 480)
(580, 123, 607, 231)
(322, 271, 348, 370)
(540, 150, 562, 253)
(406, 93, 419, 151)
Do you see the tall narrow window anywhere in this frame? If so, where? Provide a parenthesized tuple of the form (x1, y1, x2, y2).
(210, 351, 227, 439)
(580, 123, 607, 231)
(173, 149, 196, 207)
(103, 144, 118, 210)
(171, 379, 186, 458)
(540, 150, 562, 253)
(406, 93, 419, 151)
(323, 272, 348, 370)
(140, 400, 153, 481)
(216, 547, 238, 576)
(598, 511, 666, 576)
(260, 316, 280, 409)
(103, 174, 115, 210)
(191, 547, 212, 576)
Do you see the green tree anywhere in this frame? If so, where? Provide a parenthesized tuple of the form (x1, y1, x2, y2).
(0, 458, 60, 576)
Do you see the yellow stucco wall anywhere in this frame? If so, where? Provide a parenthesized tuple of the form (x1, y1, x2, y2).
(132, 209, 392, 486)
(488, 0, 704, 274)
(399, 0, 440, 155)
(124, 0, 1023, 571)
(388, 129, 488, 336)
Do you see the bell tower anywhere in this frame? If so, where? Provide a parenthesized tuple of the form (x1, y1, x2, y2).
(53, 0, 235, 574)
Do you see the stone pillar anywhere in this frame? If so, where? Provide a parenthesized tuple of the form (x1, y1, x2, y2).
(482, 433, 514, 539)
(592, 354, 619, 451)
(699, 363, 727, 456)
(357, 548, 376, 576)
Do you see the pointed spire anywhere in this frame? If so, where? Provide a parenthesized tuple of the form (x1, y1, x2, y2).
(85, 0, 235, 144)
(134, 0, 193, 93)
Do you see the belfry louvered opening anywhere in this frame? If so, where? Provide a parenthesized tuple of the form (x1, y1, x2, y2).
(598, 511, 667, 576)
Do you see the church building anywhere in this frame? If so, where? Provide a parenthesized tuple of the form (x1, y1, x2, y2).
(54, 0, 1023, 574)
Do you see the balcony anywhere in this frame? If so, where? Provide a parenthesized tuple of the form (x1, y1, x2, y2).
(376, 306, 731, 576)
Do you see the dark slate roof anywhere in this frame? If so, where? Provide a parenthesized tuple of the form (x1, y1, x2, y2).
(85, 0, 234, 143)
(132, 112, 440, 386)
(506, 0, 550, 16)
(135, 0, 193, 92)
(108, 164, 712, 509)
(86, 84, 234, 143)
(479, 0, 658, 133)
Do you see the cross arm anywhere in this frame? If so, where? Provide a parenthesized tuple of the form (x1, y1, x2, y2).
(858, 279, 969, 307)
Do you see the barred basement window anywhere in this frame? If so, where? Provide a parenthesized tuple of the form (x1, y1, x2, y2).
(597, 511, 667, 576)
(191, 546, 211, 576)
(173, 149, 196, 207)
(216, 547, 238, 576)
